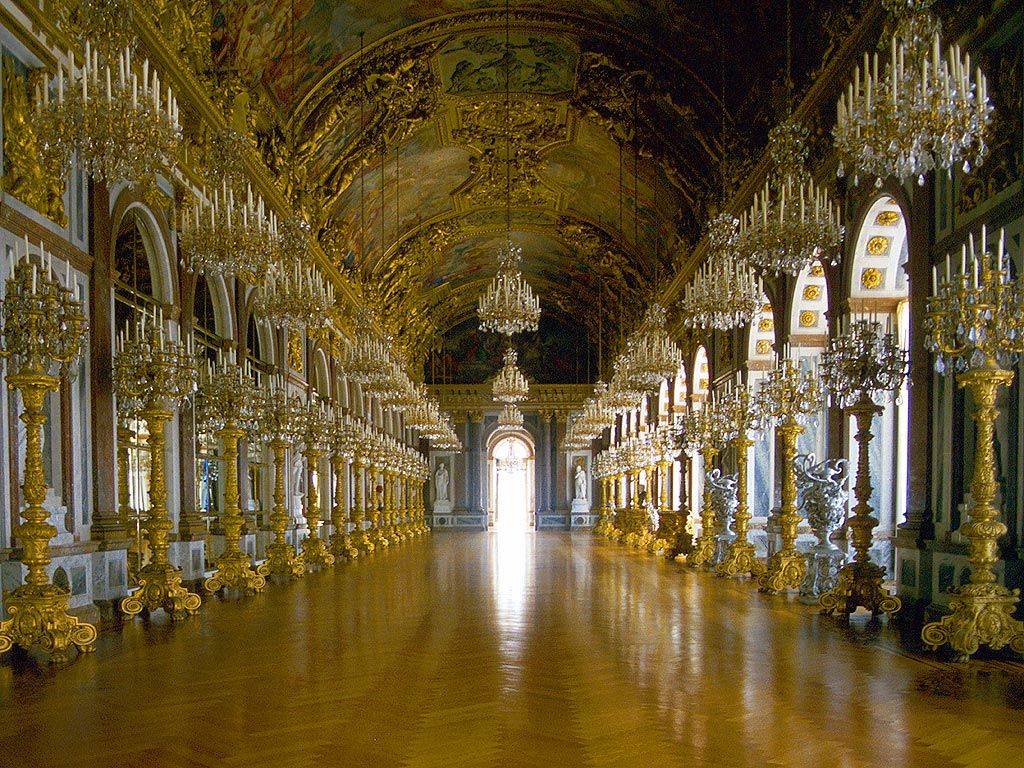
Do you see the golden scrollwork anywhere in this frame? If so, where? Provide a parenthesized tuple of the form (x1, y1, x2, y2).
(2, 58, 67, 226)
(861, 267, 884, 290)
(288, 329, 304, 372)
(810, 264, 825, 277)
(802, 285, 822, 301)
(799, 310, 817, 328)
(755, 339, 773, 355)
(874, 209, 901, 226)
(758, 317, 774, 332)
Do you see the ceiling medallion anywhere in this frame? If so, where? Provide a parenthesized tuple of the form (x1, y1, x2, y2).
(737, 119, 844, 277)
(477, 239, 541, 336)
(834, 0, 993, 187)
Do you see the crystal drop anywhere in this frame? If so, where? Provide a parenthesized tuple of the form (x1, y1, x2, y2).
(875, 177, 883, 189)
(963, 160, 971, 173)
(918, 174, 926, 186)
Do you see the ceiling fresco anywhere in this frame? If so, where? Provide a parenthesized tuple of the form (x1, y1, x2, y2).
(208, 0, 865, 372)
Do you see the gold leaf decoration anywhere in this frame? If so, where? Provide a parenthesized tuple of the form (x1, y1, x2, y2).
(861, 267, 884, 290)
(802, 285, 821, 301)
(288, 329, 304, 373)
(755, 339, 773, 355)
(799, 310, 817, 328)
(758, 318, 774, 332)
(874, 210, 901, 226)
(810, 264, 825, 277)
(867, 236, 890, 256)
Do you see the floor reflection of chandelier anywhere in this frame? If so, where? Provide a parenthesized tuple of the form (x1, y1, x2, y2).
(478, 241, 541, 336)
(681, 213, 762, 331)
(492, 347, 530, 403)
(738, 119, 844, 276)
(834, 0, 993, 187)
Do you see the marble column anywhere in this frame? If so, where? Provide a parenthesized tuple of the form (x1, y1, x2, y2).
(540, 413, 552, 513)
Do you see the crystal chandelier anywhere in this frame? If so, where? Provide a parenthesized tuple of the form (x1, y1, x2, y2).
(478, 240, 541, 336)
(179, 185, 277, 281)
(820, 318, 909, 406)
(604, 354, 644, 413)
(492, 347, 530, 403)
(254, 259, 334, 332)
(737, 119, 844, 276)
(681, 213, 763, 330)
(622, 303, 683, 392)
(834, 0, 993, 187)
(33, 44, 179, 195)
(497, 404, 524, 430)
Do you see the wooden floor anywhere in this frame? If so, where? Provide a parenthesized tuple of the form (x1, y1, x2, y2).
(1, 532, 1023, 767)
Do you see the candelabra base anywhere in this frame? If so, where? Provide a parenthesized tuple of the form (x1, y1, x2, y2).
(716, 540, 765, 578)
(921, 583, 1024, 662)
(353, 528, 376, 554)
(330, 532, 361, 561)
(205, 551, 266, 595)
(388, 525, 403, 545)
(301, 536, 336, 570)
(688, 534, 717, 568)
(758, 550, 807, 594)
(0, 584, 97, 664)
(593, 515, 613, 537)
(819, 561, 900, 618)
(120, 563, 202, 620)
(261, 542, 306, 580)
(370, 527, 390, 549)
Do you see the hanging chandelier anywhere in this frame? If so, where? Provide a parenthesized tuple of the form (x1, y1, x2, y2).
(681, 213, 763, 330)
(834, 0, 993, 187)
(478, 241, 541, 336)
(737, 119, 844, 277)
(33, 43, 179, 195)
(497, 404, 524, 430)
(179, 184, 277, 281)
(622, 303, 683, 392)
(254, 258, 334, 332)
(492, 347, 530, 403)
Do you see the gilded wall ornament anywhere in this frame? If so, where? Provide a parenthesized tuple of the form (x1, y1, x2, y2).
(756, 339, 773, 355)
(758, 318, 774, 332)
(802, 285, 822, 301)
(874, 209, 901, 226)
(288, 330, 304, 373)
(861, 268, 884, 289)
(799, 310, 817, 328)
(867, 236, 890, 256)
(810, 264, 826, 277)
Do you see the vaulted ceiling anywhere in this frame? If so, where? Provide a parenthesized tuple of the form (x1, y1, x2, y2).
(212, 0, 855, 366)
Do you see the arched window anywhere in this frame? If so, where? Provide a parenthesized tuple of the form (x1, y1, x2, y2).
(789, 261, 831, 460)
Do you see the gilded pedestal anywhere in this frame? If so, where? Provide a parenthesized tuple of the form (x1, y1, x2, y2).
(820, 398, 900, 618)
(262, 439, 305, 579)
(120, 408, 202, 619)
(922, 366, 1024, 660)
(205, 424, 266, 595)
(758, 422, 806, 593)
(0, 373, 96, 663)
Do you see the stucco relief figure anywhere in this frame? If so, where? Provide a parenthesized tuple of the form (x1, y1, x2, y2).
(573, 460, 587, 501)
(435, 461, 449, 502)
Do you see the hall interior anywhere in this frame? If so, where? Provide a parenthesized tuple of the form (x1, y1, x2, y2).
(0, 0, 1022, 765)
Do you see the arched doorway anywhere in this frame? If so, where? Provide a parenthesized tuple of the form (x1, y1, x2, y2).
(488, 430, 536, 531)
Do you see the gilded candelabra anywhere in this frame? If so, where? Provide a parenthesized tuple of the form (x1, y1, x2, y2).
(329, 411, 360, 560)
(757, 356, 824, 594)
(0, 245, 95, 663)
(114, 310, 201, 620)
(681, 401, 730, 568)
(920, 228, 1024, 661)
(819, 319, 907, 618)
(254, 377, 304, 580)
(298, 397, 335, 570)
(350, 425, 375, 554)
(717, 385, 769, 579)
(368, 437, 390, 549)
(198, 354, 266, 595)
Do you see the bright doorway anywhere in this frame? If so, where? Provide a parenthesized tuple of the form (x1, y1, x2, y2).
(488, 431, 535, 531)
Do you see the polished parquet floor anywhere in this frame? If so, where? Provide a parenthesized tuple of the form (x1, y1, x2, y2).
(2, 532, 1023, 767)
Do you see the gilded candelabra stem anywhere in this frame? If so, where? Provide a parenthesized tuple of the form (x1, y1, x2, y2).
(689, 445, 719, 568)
(0, 373, 97, 662)
(922, 364, 1024, 660)
(370, 465, 389, 549)
(330, 453, 358, 560)
(758, 420, 807, 593)
(120, 406, 202, 619)
(387, 471, 401, 544)
(262, 438, 304, 579)
(204, 422, 266, 594)
(300, 447, 335, 569)
(718, 434, 765, 578)
(117, 421, 139, 583)
(820, 395, 901, 617)
(352, 457, 375, 554)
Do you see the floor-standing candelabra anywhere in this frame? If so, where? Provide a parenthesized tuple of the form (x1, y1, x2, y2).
(329, 411, 360, 560)
(369, 436, 390, 549)
(351, 422, 375, 554)
(717, 385, 768, 579)
(682, 401, 730, 568)
(819, 319, 907, 618)
(115, 311, 201, 620)
(416, 453, 430, 534)
(592, 451, 614, 536)
(757, 356, 824, 594)
(921, 228, 1024, 661)
(298, 397, 335, 570)
(255, 377, 304, 580)
(199, 354, 266, 595)
(0, 246, 95, 663)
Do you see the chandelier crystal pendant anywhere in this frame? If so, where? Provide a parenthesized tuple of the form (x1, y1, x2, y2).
(478, 241, 541, 336)
(33, 43, 179, 195)
(681, 213, 763, 330)
(834, 0, 993, 187)
(737, 119, 845, 276)
(492, 347, 530, 403)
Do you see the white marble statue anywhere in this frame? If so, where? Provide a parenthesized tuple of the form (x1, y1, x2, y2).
(573, 461, 587, 501)
(435, 461, 449, 502)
